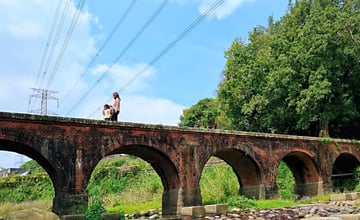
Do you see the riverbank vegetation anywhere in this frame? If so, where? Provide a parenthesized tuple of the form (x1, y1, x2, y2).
(0, 155, 358, 218)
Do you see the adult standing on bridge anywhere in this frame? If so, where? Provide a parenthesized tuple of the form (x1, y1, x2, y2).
(110, 91, 121, 121)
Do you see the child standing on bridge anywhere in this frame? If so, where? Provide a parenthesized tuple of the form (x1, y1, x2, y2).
(102, 104, 111, 121)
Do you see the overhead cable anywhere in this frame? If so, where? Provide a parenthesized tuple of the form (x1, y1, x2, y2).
(37, 0, 71, 90)
(66, 0, 168, 115)
(32, 0, 63, 90)
(30, 0, 71, 111)
(58, 0, 138, 109)
(87, 0, 225, 118)
(45, 0, 86, 90)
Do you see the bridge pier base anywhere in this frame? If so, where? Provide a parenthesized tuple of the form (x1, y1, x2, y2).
(162, 189, 180, 217)
(296, 181, 333, 197)
(241, 182, 333, 200)
(242, 185, 267, 199)
(242, 184, 279, 199)
(162, 188, 202, 217)
(295, 182, 323, 197)
(52, 193, 88, 216)
(322, 181, 333, 194)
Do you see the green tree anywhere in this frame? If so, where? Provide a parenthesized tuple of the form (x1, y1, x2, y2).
(179, 98, 223, 129)
(20, 160, 45, 173)
(218, 26, 278, 133)
(218, 0, 360, 137)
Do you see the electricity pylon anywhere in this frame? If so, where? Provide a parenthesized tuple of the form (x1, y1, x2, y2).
(29, 88, 59, 115)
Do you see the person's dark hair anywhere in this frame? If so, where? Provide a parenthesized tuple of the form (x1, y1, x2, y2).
(113, 92, 120, 98)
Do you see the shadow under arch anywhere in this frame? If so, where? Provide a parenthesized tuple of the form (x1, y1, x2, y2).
(102, 144, 180, 216)
(332, 152, 360, 192)
(211, 148, 262, 199)
(0, 139, 58, 196)
(281, 151, 321, 197)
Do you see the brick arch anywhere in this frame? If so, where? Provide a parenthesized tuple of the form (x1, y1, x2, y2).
(104, 144, 179, 190)
(0, 139, 59, 194)
(103, 144, 180, 216)
(332, 152, 360, 191)
(281, 151, 321, 197)
(209, 148, 262, 199)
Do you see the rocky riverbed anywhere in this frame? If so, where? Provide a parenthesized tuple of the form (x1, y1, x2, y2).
(126, 200, 360, 219)
(220, 200, 360, 219)
(2, 198, 359, 219)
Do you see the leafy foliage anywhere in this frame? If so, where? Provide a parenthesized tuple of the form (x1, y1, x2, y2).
(0, 170, 53, 203)
(200, 162, 239, 204)
(85, 155, 164, 214)
(20, 160, 46, 173)
(227, 195, 256, 209)
(85, 198, 106, 220)
(276, 162, 295, 200)
(179, 98, 222, 129)
(216, 0, 360, 138)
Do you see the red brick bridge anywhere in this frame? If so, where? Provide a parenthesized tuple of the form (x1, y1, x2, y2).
(0, 112, 359, 216)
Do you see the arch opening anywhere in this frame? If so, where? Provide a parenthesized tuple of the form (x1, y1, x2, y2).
(199, 149, 262, 204)
(88, 144, 179, 216)
(200, 156, 239, 205)
(332, 153, 360, 192)
(280, 151, 321, 198)
(87, 154, 163, 213)
(0, 140, 58, 193)
(0, 141, 56, 216)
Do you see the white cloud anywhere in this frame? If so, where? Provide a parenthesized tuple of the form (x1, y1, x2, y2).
(7, 20, 43, 38)
(91, 63, 155, 93)
(0, 1, 21, 8)
(199, 0, 255, 20)
(169, 0, 254, 20)
(120, 95, 184, 125)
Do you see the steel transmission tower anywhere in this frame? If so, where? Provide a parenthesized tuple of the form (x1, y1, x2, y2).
(29, 88, 59, 115)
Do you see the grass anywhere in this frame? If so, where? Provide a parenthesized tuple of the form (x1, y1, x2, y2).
(0, 199, 53, 217)
(101, 190, 162, 214)
(254, 199, 306, 209)
(252, 194, 332, 210)
(309, 194, 331, 203)
(106, 196, 162, 214)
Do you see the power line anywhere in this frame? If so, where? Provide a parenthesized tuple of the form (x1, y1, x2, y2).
(58, 0, 138, 109)
(87, 0, 225, 118)
(30, 0, 84, 114)
(32, 0, 63, 90)
(121, 0, 225, 90)
(66, 0, 168, 115)
(30, 0, 70, 111)
(36, 0, 72, 91)
(45, 0, 86, 90)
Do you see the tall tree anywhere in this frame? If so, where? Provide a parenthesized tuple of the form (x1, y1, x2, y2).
(218, 0, 360, 137)
(178, 98, 221, 129)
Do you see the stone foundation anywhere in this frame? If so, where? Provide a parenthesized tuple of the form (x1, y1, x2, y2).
(53, 194, 88, 216)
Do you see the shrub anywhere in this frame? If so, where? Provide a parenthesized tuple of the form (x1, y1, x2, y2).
(85, 198, 106, 220)
(227, 195, 256, 209)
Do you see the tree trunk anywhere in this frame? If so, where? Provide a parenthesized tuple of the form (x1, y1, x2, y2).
(319, 119, 329, 137)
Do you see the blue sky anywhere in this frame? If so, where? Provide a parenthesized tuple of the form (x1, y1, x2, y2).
(0, 0, 288, 168)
